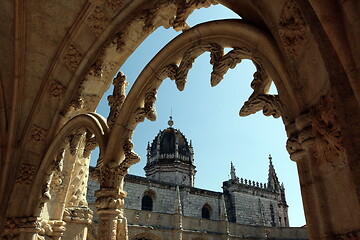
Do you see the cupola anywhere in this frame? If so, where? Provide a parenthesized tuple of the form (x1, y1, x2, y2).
(144, 116, 196, 186)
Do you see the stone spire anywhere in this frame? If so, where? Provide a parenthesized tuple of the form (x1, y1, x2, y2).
(267, 154, 280, 192)
(175, 186, 182, 214)
(230, 162, 238, 181)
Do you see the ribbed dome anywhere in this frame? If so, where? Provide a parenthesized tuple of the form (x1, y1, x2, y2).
(148, 127, 192, 162)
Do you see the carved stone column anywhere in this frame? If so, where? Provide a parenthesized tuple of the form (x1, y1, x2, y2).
(62, 207, 93, 240)
(286, 95, 360, 240)
(95, 188, 127, 240)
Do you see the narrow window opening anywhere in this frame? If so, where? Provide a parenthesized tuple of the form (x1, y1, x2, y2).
(202, 204, 211, 219)
(142, 195, 153, 211)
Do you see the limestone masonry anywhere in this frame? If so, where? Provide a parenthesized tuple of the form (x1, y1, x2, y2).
(87, 118, 307, 239)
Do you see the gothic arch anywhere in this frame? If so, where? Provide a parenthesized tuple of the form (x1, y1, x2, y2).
(130, 232, 161, 240)
(105, 19, 295, 166)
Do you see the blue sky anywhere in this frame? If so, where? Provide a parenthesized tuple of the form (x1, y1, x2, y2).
(91, 4, 306, 227)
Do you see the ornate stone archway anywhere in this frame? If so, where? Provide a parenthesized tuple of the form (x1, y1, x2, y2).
(1, 0, 360, 240)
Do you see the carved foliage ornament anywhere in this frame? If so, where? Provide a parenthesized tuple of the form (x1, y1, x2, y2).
(87, 6, 109, 37)
(308, 95, 345, 167)
(107, 71, 128, 129)
(48, 81, 65, 98)
(3, 217, 66, 239)
(63, 207, 93, 224)
(278, 0, 307, 60)
(16, 163, 36, 185)
(29, 124, 47, 143)
(63, 44, 82, 71)
(97, 138, 139, 188)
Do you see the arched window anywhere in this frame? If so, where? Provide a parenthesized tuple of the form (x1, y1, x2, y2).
(202, 204, 211, 219)
(141, 195, 153, 211)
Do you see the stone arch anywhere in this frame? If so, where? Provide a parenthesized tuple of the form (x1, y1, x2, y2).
(201, 203, 212, 219)
(141, 189, 156, 211)
(104, 19, 295, 167)
(130, 232, 161, 240)
(15, 113, 109, 239)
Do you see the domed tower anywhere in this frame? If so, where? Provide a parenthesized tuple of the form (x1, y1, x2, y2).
(144, 116, 196, 186)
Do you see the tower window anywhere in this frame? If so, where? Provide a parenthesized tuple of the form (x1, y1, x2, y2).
(142, 195, 153, 211)
(202, 204, 211, 219)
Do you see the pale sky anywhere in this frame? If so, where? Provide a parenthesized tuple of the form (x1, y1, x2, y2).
(91, 4, 306, 227)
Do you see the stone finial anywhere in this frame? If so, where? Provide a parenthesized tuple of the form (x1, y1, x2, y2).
(230, 162, 237, 181)
(168, 116, 174, 127)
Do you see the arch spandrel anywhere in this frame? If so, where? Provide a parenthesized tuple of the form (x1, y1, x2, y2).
(105, 19, 298, 166)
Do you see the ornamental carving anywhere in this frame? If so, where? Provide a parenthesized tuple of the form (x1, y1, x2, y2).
(172, 0, 217, 31)
(68, 130, 84, 155)
(49, 170, 65, 194)
(48, 81, 65, 98)
(87, 6, 109, 37)
(63, 207, 93, 224)
(3, 218, 65, 239)
(107, 72, 128, 129)
(240, 94, 284, 118)
(83, 134, 98, 158)
(159, 42, 223, 91)
(308, 95, 345, 167)
(211, 47, 250, 87)
(16, 163, 36, 185)
(39, 149, 65, 208)
(278, 0, 307, 60)
(66, 155, 89, 207)
(286, 125, 313, 162)
(29, 124, 47, 143)
(144, 88, 157, 121)
(95, 188, 126, 210)
(105, 0, 123, 11)
(98, 138, 139, 188)
(63, 44, 82, 71)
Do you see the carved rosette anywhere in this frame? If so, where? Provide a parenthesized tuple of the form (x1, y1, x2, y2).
(63, 44, 82, 71)
(29, 124, 47, 143)
(105, 0, 123, 11)
(49, 81, 65, 98)
(107, 71, 128, 129)
(278, 0, 308, 60)
(16, 163, 36, 185)
(308, 95, 345, 167)
(87, 6, 109, 37)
